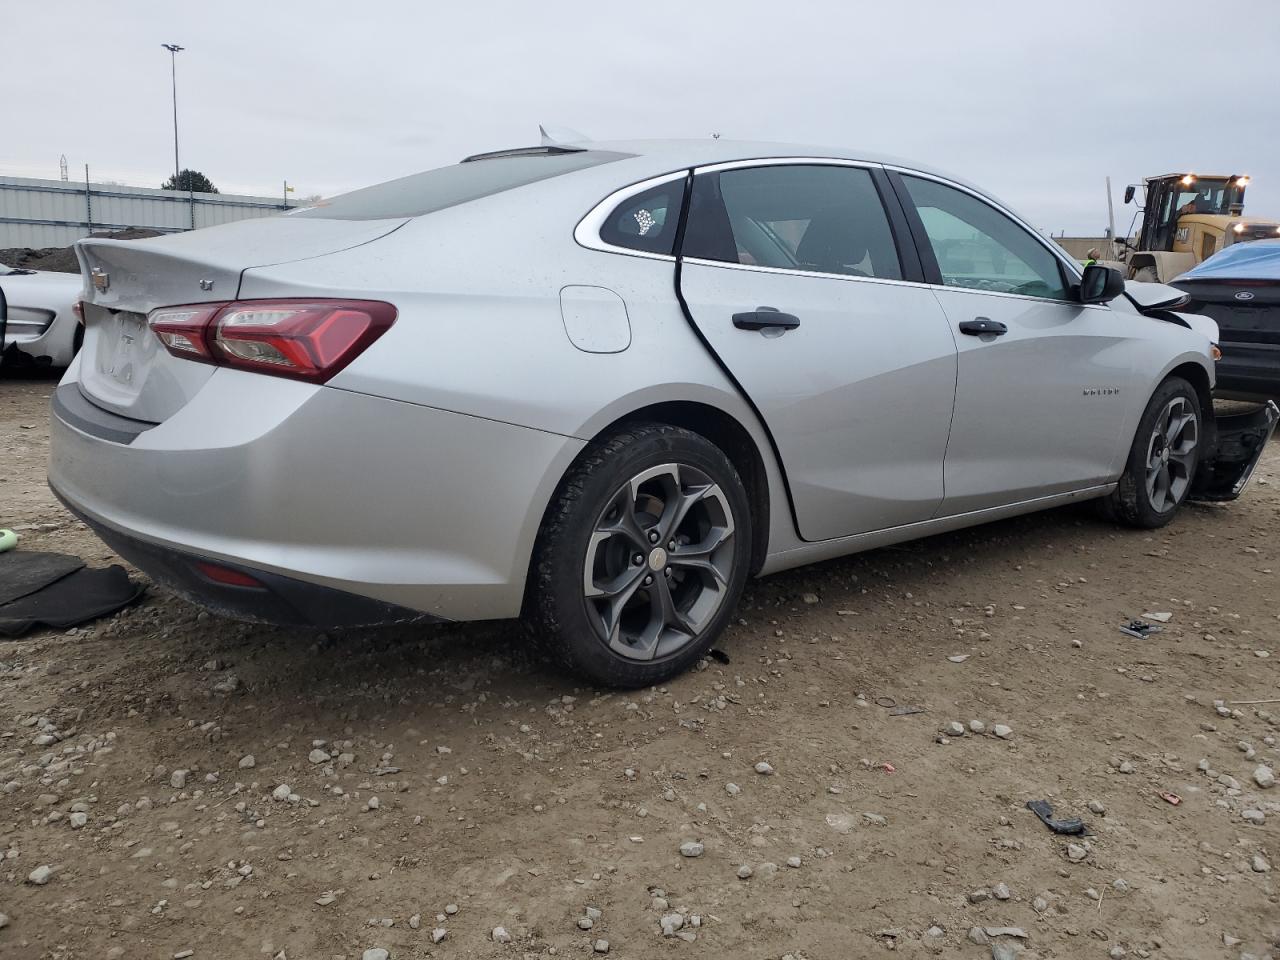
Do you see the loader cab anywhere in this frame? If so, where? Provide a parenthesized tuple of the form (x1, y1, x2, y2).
(1132, 173, 1247, 252)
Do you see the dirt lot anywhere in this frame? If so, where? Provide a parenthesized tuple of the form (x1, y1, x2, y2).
(0, 373, 1276, 960)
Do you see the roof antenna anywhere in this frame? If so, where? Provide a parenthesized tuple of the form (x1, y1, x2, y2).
(540, 124, 590, 147)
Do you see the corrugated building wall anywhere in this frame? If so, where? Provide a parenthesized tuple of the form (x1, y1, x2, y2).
(0, 176, 303, 247)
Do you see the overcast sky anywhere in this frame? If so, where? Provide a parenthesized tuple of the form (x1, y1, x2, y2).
(6, 0, 1279, 234)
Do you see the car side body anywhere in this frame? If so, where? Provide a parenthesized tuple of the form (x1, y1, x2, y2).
(49, 140, 1254, 647)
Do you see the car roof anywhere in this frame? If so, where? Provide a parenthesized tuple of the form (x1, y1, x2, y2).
(569, 138, 999, 207)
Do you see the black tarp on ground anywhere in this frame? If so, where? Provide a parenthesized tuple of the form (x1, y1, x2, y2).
(0, 551, 85, 604)
(0, 551, 144, 637)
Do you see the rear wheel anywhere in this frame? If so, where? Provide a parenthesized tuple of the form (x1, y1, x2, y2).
(1101, 377, 1201, 528)
(527, 423, 752, 687)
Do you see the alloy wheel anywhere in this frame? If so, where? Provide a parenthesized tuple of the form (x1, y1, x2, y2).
(582, 462, 736, 661)
(1145, 396, 1198, 513)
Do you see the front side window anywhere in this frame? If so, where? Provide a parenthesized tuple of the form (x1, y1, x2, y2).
(684, 164, 903, 280)
(598, 179, 685, 256)
(902, 176, 1069, 300)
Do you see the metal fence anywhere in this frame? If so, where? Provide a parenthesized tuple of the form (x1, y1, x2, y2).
(0, 175, 303, 248)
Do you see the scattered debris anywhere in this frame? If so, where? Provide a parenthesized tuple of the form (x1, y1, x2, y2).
(1120, 619, 1163, 639)
(1027, 800, 1088, 836)
(1159, 791, 1182, 805)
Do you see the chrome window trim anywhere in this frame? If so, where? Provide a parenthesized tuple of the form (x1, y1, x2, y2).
(574, 170, 688, 262)
(681, 256, 924, 291)
(679, 256, 1108, 310)
(692, 156, 879, 175)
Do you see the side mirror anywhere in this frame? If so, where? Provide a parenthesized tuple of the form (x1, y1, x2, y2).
(1123, 185, 1136, 204)
(1079, 264, 1125, 304)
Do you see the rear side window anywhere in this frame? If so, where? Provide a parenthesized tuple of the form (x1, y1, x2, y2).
(293, 149, 630, 220)
(598, 179, 686, 256)
(683, 164, 903, 280)
(901, 175, 1069, 300)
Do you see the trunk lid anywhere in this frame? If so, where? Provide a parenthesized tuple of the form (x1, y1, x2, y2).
(74, 215, 407, 422)
(1177, 279, 1280, 347)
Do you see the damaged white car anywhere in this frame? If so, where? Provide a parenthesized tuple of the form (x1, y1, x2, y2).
(0, 263, 82, 368)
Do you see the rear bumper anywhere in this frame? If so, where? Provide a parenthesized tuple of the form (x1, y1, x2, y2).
(49, 364, 584, 623)
(1215, 341, 1280, 398)
(1192, 400, 1279, 502)
(57, 492, 437, 628)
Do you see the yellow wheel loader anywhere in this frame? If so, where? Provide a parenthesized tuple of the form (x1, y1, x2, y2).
(1114, 173, 1280, 282)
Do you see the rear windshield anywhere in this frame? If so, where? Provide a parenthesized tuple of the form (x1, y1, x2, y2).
(291, 149, 631, 220)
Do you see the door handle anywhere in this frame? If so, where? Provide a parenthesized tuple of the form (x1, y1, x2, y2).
(958, 317, 1008, 336)
(732, 307, 801, 331)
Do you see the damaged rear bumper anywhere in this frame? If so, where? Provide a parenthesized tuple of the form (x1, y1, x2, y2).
(1192, 400, 1279, 502)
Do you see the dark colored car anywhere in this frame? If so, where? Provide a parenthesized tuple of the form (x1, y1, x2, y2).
(1174, 239, 1280, 398)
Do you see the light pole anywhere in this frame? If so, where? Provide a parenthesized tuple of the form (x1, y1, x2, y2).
(161, 43, 184, 190)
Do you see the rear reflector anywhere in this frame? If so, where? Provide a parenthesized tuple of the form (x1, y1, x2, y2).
(194, 561, 265, 589)
(148, 299, 396, 383)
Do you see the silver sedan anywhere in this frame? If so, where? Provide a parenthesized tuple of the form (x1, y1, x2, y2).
(49, 139, 1277, 686)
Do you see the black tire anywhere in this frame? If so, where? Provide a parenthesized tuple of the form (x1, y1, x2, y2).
(527, 422, 752, 688)
(1100, 377, 1202, 528)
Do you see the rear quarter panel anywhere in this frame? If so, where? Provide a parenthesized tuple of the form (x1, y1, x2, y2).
(237, 164, 799, 563)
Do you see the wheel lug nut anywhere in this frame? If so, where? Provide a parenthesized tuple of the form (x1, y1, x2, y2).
(633, 554, 643, 565)
(668, 540, 676, 550)
(664, 567, 672, 577)
(644, 575, 653, 586)
(648, 531, 659, 543)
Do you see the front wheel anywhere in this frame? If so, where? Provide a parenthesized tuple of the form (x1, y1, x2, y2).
(1101, 377, 1202, 528)
(527, 423, 752, 687)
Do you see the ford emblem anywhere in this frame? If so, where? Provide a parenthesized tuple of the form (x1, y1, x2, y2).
(1234, 290, 1255, 301)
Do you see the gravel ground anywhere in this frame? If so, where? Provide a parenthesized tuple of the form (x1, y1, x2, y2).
(1, 372, 1277, 960)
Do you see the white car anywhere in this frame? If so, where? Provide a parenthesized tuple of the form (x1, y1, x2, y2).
(0, 263, 82, 368)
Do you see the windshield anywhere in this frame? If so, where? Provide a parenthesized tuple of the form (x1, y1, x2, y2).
(291, 149, 631, 221)
(1172, 178, 1244, 216)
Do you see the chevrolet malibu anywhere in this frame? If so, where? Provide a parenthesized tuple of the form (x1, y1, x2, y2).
(49, 139, 1278, 686)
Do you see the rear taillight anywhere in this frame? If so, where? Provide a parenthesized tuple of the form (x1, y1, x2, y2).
(147, 299, 396, 383)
